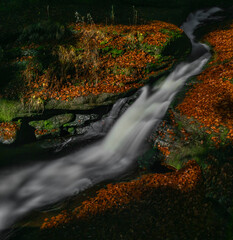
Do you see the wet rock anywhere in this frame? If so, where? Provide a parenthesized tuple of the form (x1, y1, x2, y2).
(63, 113, 99, 136)
(64, 114, 99, 128)
(76, 126, 90, 135)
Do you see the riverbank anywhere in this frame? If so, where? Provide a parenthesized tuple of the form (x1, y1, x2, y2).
(0, 15, 191, 145)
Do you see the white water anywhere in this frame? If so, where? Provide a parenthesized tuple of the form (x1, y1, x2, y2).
(0, 7, 222, 233)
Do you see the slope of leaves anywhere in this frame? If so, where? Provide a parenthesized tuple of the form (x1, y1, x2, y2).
(177, 21, 233, 142)
(16, 21, 182, 103)
(41, 160, 201, 229)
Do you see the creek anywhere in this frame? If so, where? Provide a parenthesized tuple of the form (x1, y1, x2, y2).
(0, 7, 223, 237)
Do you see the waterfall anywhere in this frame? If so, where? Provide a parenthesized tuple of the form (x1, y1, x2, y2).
(0, 7, 222, 233)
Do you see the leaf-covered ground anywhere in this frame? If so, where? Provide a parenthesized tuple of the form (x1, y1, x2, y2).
(177, 22, 233, 142)
(1, 20, 183, 103)
(20, 21, 181, 102)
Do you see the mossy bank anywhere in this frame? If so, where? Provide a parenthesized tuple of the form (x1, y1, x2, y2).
(0, 19, 191, 144)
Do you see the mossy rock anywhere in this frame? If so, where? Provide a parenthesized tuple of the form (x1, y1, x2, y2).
(29, 113, 74, 130)
(67, 127, 75, 135)
(35, 128, 61, 140)
(45, 92, 129, 110)
(0, 99, 45, 122)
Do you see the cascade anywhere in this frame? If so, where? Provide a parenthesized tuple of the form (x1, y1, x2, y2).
(0, 7, 222, 233)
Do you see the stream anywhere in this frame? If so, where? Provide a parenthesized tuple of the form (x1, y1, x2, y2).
(0, 7, 223, 237)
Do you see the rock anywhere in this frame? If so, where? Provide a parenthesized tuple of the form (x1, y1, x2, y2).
(45, 92, 128, 111)
(29, 113, 74, 130)
(64, 114, 99, 128)
(48, 114, 74, 128)
(28, 112, 99, 139)
(63, 113, 99, 136)
(0, 121, 21, 144)
(76, 126, 90, 135)
(35, 128, 60, 140)
(29, 113, 74, 139)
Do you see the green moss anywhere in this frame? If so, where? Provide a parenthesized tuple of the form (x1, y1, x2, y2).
(29, 120, 54, 130)
(110, 48, 123, 57)
(101, 47, 123, 57)
(100, 40, 108, 45)
(68, 127, 75, 134)
(44, 120, 55, 130)
(0, 99, 20, 122)
(219, 126, 230, 145)
(140, 42, 159, 56)
(160, 28, 182, 38)
(29, 113, 74, 130)
(167, 144, 208, 170)
(167, 160, 182, 170)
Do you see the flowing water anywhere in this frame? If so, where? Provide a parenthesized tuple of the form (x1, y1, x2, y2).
(0, 7, 223, 235)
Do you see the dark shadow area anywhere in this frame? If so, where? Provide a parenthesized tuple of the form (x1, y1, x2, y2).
(0, 64, 22, 98)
